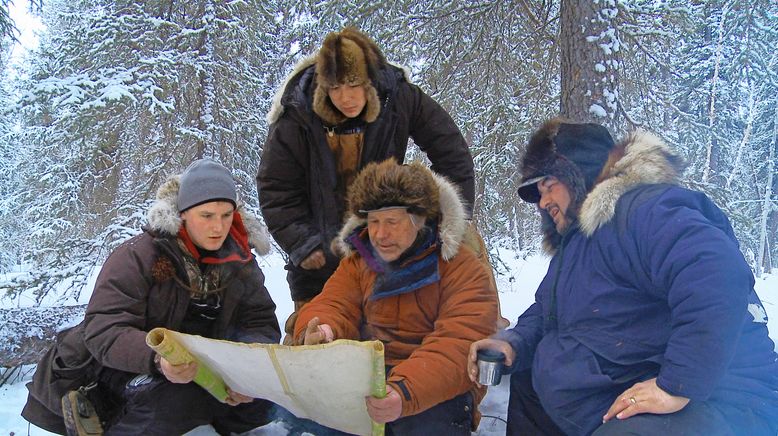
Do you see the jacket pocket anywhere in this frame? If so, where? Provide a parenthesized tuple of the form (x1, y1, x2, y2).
(29, 322, 97, 414)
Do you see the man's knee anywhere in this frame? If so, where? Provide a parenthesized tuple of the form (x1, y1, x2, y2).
(507, 370, 565, 436)
(212, 398, 275, 435)
(108, 377, 215, 434)
(591, 401, 737, 436)
(387, 392, 473, 436)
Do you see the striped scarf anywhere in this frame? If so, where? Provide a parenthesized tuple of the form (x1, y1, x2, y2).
(346, 223, 440, 300)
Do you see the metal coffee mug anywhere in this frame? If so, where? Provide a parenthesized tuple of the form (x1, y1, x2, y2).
(476, 349, 505, 386)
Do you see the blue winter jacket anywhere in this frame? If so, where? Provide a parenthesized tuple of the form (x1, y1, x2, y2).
(501, 132, 778, 435)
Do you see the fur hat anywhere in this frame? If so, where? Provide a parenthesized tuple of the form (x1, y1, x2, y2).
(313, 27, 385, 126)
(347, 159, 440, 220)
(177, 158, 237, 212)
(517, 118, 615, 204)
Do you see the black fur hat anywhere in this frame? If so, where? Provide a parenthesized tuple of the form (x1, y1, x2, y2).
(517, 118, 615, 204)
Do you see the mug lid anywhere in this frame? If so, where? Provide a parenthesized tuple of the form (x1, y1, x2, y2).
(476, 349, 505, 362)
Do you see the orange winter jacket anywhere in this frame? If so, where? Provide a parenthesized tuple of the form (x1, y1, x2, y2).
(294, 244, 498, 419)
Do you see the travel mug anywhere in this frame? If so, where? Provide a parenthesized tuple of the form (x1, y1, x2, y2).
(476, 349, 505, 386)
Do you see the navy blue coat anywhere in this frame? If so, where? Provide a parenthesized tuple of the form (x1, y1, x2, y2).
(501, 168, 778, 433)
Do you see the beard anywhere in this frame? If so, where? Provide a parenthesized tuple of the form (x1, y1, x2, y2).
(539, 203, 579, 253)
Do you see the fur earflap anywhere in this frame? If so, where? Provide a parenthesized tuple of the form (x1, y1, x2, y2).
(312, 82, 380, 125)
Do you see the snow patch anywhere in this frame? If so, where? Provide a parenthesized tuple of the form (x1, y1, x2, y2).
(749, 303, 768, 324)
(589, 104, 608, 118)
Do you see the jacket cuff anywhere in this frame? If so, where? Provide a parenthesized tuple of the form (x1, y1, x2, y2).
(291, 240, 322, 266)
(386, 379, 414, 417)
(493, 329, 525, 374)
(656, 370, 710, 401)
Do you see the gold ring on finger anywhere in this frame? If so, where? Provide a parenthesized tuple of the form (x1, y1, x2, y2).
(629, 396, 637, 405)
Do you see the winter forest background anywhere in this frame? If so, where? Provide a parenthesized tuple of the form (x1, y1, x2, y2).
(0, 0, 776, 367)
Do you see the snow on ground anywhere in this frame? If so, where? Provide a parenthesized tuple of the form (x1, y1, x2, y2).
(1, 249, 776, 435)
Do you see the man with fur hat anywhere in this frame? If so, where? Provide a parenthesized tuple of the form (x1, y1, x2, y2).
(257, 26, 507, 345)
(468, 119, 778, 435)
(22, 159, 281, 435)
(291, 159, 497, 434)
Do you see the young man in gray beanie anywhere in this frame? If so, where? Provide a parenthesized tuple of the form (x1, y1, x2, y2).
(23, 158, 281, 435)
(258, 26, 508, 345)
(468, 118, 778, 435)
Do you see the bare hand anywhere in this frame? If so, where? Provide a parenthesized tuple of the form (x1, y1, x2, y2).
(303, 317, 334, 345)
(602, 378, 689, 422)
(300, 249, 326, 270)
(225, 387, 254, 406)
(467, 338, 515, 387)
(159, 357, 197, 384)
(366, 385, 402, 423)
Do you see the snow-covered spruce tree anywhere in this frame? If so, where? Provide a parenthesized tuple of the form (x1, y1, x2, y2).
(0, 37, 23, 274)
(3, 0, 276, 302)
(661, 0, 778, 271)
(555, 0, 777, 273)
(252, 1, 561, 259)
(381, 1, 560, 256)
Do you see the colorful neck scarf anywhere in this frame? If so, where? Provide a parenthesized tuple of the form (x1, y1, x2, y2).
(347, 223, 440, 300)
(178, 211, 253, 265)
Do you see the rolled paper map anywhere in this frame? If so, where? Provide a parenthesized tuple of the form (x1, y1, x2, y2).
(371, 340, 386, 436)
(146, 327, 229, 402)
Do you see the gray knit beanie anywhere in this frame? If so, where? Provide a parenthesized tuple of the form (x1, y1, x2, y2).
(177, 158, 237, 212)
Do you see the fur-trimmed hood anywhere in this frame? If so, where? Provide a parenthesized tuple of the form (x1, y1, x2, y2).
(146, 175, 271, 255)
(331, 171, 467, 261)
(541, 130, 684, 253)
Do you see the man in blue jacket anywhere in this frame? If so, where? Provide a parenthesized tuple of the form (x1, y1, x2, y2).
(468, 118, 778, 435)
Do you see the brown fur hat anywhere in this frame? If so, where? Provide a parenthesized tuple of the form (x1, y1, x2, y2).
(313, 27, 385, 126)
(517, 118, 615, 206)
(347, 159, 440, 220)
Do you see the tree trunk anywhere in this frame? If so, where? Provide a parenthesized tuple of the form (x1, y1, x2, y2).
(756, 103, 777, 276)
(559, 0, 621, 123)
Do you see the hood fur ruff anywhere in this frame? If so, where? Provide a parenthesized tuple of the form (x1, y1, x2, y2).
(266, 55, 412, 125)
(576, 130, 683, 238)
(332, 172, 467, 261)
(146, 175, 271, 255)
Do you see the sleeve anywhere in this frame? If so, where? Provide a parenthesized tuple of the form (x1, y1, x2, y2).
(634, 189, 752, 400)
(400, 83, 476, 215)
(257, 118, 322, 266)
(293, 256, 364, 342)
(495, 302, 544, 374)
(386, 249, 498, 417)
(230, 266, 282, 344)
(82, 239, 157, 374)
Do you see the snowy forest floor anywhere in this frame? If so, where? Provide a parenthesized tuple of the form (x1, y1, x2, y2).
(1, 250, 776, 435)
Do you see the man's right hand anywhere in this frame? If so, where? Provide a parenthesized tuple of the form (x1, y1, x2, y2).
(302, 317, 334, 345)
(300, 249, 326, 270)
(467, 338, 516, 386)
(159, 356, 198, 384)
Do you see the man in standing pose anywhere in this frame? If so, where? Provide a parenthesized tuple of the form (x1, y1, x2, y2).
(257, 27, 507, 344)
